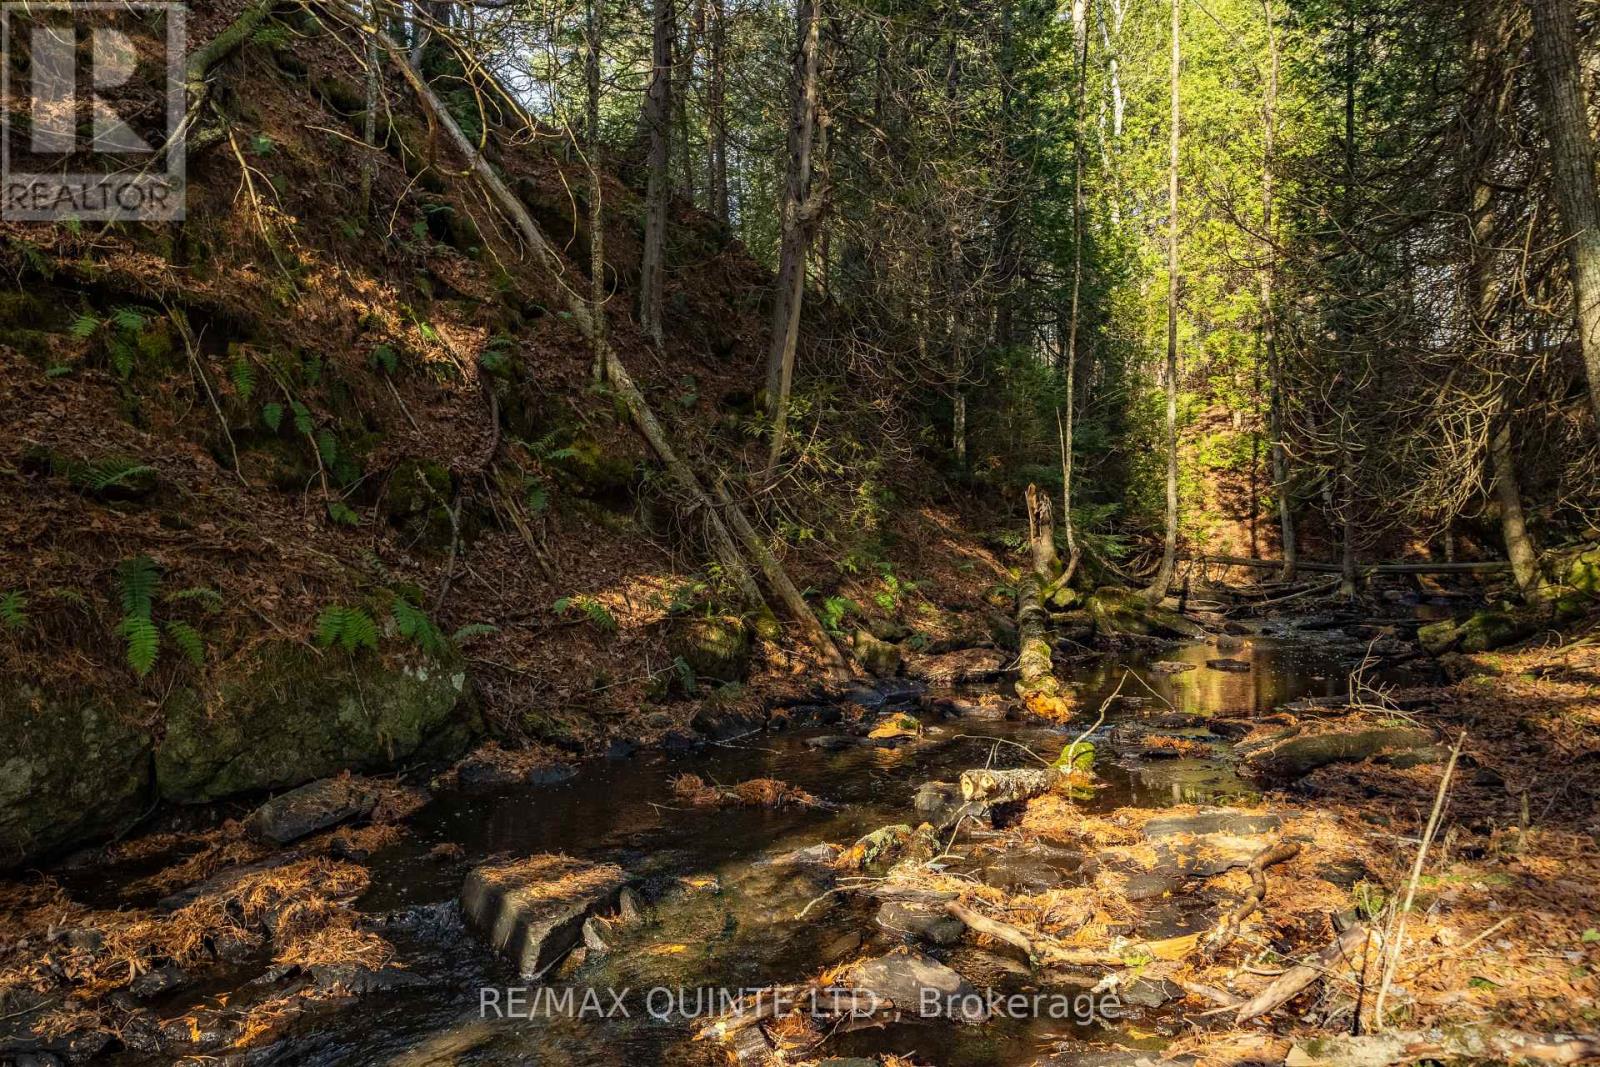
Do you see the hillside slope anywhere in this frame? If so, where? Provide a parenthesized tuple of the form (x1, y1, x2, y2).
(0, 0, 1007, 868)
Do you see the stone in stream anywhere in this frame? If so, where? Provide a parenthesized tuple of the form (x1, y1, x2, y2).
(1150, 660, 1197, 674)
(904, 647, 1009, 685)
(1142, 809, 1282, 839)
(839, 947, 989, 1023)
(245, 776, 378, 845)
(875, 900, 966, 947)
(461, 854, 626, 978)
(1205, 658, 1251, 673)
(767, 842, 842, 868)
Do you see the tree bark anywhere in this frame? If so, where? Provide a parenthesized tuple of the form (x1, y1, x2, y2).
(764, 0, 823, 468)
(638, 0, 675, 345)
(1145, 0, 1181, 603)
(1528, 0, 1600, 436)
(1063, 0, 1091, 577)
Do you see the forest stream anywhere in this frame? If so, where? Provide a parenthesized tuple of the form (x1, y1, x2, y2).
(61, 617, 1431, 1067)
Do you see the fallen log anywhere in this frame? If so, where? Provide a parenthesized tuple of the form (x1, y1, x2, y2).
(380, 28, 851, 681)
(959, 767, 1057, 804)
(1284, 1029, 1600, 1066)
(1187, 553, 1511, 576)
(944, 900, 1201, 968)
(1207, 839, 1300, 953)
(1234, 923, 1369, 1024)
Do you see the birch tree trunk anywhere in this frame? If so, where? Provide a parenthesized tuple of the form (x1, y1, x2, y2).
(1145, 0, 1181, 603)
(1528, 0, 1600, 436)
(638, 0, 675, 346)
(764, 0, 823, 468)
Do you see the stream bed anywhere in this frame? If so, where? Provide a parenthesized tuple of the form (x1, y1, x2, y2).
(239, 622, 1426, 1067)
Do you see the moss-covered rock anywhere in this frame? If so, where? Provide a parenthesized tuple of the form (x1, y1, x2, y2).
(155, 641, 477, 802)
(666, 616, 751, 684)
(853, 628, 903, 677)
(0, 688, 153, 869)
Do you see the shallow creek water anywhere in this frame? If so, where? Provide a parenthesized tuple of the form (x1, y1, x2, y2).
(238, 627, 1425, 1066)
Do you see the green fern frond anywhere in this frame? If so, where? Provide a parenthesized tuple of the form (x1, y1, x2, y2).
(315, 605, 379, 654)
(525, 482, 548, 516)
(108, 337, 136, 379)
(119, 614, 159, 676)
(0, 591, 28, 631)
(117, 556, 159, 617)
(451, 622, 499, 643)
(261, 402, 284, 433)
(69, 313, 100, 339)
(166, 586, 223, 610)
(315, 429, 339, 465)
(164, 621, 205, 666)
(291, 400, 314, 436)
(580, 598, 618, 633)
(369, 344, 398, 374)
(110, 306, 149, 332)
(391, 597, 445, 654)
(230, 358, 256, 403)
(69, 457, 156, 492)
(327, 501, 361, 526)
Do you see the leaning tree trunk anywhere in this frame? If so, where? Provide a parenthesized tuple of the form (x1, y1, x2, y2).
(1145, 0, 1180, 604)
(764, 0, 823, 469)
(380, 30, 853, 681)
(1261, 0, 1295, 581)
(638, 0, 675, 345)
(1528, 0, 1600, 438)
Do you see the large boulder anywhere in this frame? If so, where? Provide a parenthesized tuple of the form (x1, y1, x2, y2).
(1239, 722, 1437, 781)
(0, 688, 153, 869)
(666, 615, 751, 683)
(852, 628, 903, 677)
(155, 641, 477, 802)
(462, 854, 626, 977)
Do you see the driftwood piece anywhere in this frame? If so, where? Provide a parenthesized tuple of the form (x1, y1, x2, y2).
(1207, 839, 1301, 953)
(381, 29, 851, 680)
(1234, 923, 1369, 1024)
(959, 767, 1058, 804)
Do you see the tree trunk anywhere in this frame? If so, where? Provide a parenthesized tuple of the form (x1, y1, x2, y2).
(360, 0, 378, 216)
(1261, 0, 1295, 581)
(1528, 0, 1600, 436)
(1490, 422, 1547, 600)
(764, 0, 823, 468)
(585, 0, 607, 383)
(707, 0, 729, 224)
(1145, 0, 1181, 603)
(1063, 0, 1091, 577)
(638, 0, 675, 345)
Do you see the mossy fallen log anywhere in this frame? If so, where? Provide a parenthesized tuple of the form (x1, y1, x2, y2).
(1016, 573, 1073, 720)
